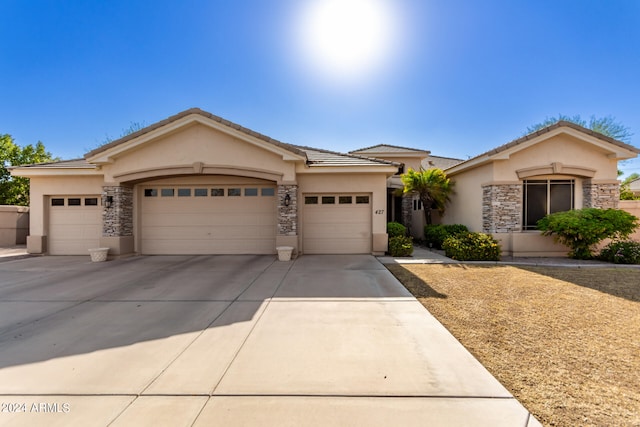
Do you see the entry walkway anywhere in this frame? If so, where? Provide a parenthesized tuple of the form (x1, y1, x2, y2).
(0, 254, 540, 426)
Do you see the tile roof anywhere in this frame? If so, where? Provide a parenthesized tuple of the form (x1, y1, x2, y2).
(85, 108, 308, 159)
(422, 155, 464, 170)
(293, 145, 399, 167)
(350, 144, 428, 154)
(11, 158, 96, 169)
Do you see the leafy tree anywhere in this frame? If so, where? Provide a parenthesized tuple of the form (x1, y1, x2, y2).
(0, 134, 57, 206)
(525, 114, 633, 143)
(537, 208, 639, 259)
(620, 173, 640, 200)
(400, 168, 454, 225)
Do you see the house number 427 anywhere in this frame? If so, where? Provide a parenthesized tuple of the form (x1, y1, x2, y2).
(374, 210, 384, 215)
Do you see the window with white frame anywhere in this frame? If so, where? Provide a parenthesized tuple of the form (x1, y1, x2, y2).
(523, 179, 574, 230)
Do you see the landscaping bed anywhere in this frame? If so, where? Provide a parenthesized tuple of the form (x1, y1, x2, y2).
(386, 264, 640, 427)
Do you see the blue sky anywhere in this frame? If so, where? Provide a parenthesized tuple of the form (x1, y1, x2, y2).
(2, 0, 640, 177)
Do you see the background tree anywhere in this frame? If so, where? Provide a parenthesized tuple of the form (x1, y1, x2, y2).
(620, 173, 640, 200)
(1, 134, 57, 206)
(525, 114, 633, 144)
(400, 168, 454, 225)
(102, 121, 147, 144)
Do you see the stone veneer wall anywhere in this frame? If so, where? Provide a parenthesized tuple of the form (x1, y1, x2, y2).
(401, 194, 412, 231)
(582, 181, 620, 209)
(102, 186, 133, 237)
(277, 184, 297, 235)
(482, 184, 522, 233)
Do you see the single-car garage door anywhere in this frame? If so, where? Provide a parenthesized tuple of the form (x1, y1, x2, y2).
(48, 196, 102, 255)
(303, 194, 372, 254)
(140, 184, 277, 254)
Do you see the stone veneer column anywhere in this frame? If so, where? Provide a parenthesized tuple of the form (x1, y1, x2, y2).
(102, 186, 133, 237)
(401, 194, 412, 230)
(582, 181, 620, 209)
(482, 184, 522, 233)
(277, 184, 298, 236)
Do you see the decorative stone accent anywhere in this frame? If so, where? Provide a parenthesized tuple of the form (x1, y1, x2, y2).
(277, 184, 297, 236)
(482, 184, 522, 233)
(102, 186, 133, 237)
(401, 194, 412, 230)
(583, 181, 620, 209)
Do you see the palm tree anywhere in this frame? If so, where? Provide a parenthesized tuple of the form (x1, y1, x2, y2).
(400, 168, 455, 225)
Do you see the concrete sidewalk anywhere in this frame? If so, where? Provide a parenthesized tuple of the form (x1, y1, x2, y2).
(0, 254, 540, 426)
(379, 245, 640, 268)
(0, 245, 29, 260)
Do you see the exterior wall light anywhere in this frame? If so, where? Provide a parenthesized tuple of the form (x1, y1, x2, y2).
(104, 196, 114, 208)
(284, 193, 291, 207)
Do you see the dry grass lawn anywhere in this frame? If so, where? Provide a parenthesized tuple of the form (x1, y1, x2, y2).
(386, 264, 640, 427)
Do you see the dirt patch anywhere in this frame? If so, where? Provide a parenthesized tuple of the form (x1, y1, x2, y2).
(387, 264, 640, 427)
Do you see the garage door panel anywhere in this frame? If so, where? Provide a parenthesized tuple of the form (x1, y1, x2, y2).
(303, 194, 372, 254)
(48, 197, 102, 255)
(140, 185, 276, 255)
(142, 212, 276, 227)
(142, 225, 277, 240)
(303, 223, 369, 238)
(142, 238, 275, 255)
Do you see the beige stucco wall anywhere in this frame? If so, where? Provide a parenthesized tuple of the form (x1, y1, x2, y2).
(0, 205, 29, 246)
(620, 200, 640, 242)
(297, 173, 389, 254)
(102, 123, 297, 183)
(493, 134, 619, 181)
(444, 162, 493, 231)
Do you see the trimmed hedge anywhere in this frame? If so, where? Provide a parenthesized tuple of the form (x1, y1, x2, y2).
(598, 240, 640, 264)
(442, 232, 501, 261)
(424, 224, 469, 249)
(388, 236, 413, 257)
(387, 222, 407, 238)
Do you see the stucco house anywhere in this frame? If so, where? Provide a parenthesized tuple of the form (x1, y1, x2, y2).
(352, 121, 639, 256)
(10, 109, 640, 257)
(10, 108, 397, 257)
(628, 176, 640, 197)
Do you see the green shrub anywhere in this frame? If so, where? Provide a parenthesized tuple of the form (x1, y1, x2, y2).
(598, 240, 640, 264)
(537, 208, 639, 259)
(388, 236, 413, 257)
(387, 222, 407, 238)
(424, 224, 469, 249)
(442, 232, 501, 261)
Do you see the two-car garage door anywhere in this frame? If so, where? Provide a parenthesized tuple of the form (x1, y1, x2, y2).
(140, 185, 277, 254)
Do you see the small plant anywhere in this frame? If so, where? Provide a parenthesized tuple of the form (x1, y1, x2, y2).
(598, 241, 640, 264)
(442, 232, 501, 261)
(387, 222, 407, 238)
(537, 208, 639, 259)
(424, 224, 469, 249)
(388, 236, 413, 257)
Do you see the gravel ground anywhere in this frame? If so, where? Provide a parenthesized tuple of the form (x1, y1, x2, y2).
(387, 263, 640, 427)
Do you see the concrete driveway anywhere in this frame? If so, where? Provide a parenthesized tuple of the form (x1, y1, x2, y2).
(0, 254, 538, 426)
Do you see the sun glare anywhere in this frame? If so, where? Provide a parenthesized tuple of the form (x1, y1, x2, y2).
(294, 0, 399, 85)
